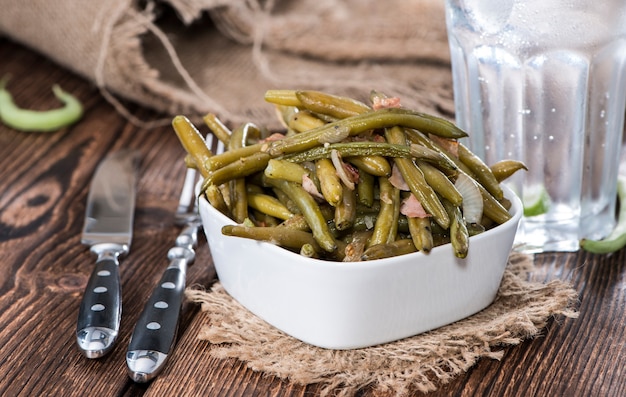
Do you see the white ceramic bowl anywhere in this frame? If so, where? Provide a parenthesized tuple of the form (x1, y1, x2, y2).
(198, 184, 522, 349)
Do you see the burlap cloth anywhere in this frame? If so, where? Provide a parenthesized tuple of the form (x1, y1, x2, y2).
(186, 253, 578, 396)
(0, 0, 453, 130)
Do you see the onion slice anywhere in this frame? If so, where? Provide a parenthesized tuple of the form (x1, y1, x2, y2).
(331, 149, 356, 190)
(455, 174, 483, 224)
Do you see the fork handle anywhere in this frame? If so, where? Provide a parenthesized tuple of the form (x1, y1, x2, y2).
(126, 253, 189, 382)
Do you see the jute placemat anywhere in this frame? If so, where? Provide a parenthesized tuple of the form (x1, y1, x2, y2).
(186, 253, 578, 396)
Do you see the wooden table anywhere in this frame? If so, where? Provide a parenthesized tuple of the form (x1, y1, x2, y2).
(0, 36, 624, 397)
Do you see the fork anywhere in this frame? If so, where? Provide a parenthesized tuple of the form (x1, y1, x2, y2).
(126, 133, 224, 383)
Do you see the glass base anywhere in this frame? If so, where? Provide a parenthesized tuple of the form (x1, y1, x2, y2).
(512, 212, 615, 254)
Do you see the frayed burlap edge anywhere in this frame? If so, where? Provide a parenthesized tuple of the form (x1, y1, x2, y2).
(185, 253, 578, 396)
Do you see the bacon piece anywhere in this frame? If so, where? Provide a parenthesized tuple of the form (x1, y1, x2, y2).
(372, 96, 402, 110)
(260, 132, 287, 142)
(301, 174, 324, 200)
(400, 194, 430, 218)
(429, 134, 459, 158)
(388, 163, 410, 191)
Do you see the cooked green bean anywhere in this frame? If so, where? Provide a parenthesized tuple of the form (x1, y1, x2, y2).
(458, 143, 503, 200)
(202, 113, 232, 146)
(580, 175, 626, 254)
(408, 216, 434, 254)
(264, 89, 301, 107)
(229, 124, 250, 223)
(442, 199, 469, 258)
(334, 185, 357, 231)
(316, 158, 343, 206)
(251, 209, 279, 227)
(173, 115, 214, 177)
(362, 239, 417, 260)
(490, 159, 528, 182)
(367, 177, 400, 247)
(207, 143, 264, 171)
(264, 159, 309, 183)
(280, 141, 408, 162)
(479, 183, 512, 224)
(203, 152, 271, 187)
(288, 109, 326, 132)
(223, 224, 322, 252)
(356, 167, 375, 207)
(417, 160, 462, 206)
(300, 243, 319, 258)
(277, 213, 310, 231)
(248, 192, 293, 221)
(267, 108, 468, 156)
(0, 77, 83, 132)
(295, 90, 371, 119)
(385, 126, 450, 229)
(346, 155, 391, 177)
(204, 184, 230, 216)
(264, 177, 337, 252)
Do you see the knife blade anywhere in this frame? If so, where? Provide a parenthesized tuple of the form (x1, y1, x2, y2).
(76, 149, 139, 359)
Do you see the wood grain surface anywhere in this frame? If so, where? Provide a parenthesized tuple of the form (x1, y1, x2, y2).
(0, 37, 624, 396)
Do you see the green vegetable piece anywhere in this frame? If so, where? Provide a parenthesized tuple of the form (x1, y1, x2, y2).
(0, 76, 83, 132)
(580, 175, 626, 254)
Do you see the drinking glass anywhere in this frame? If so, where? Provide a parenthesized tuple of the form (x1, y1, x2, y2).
(445, 0, 626, 252)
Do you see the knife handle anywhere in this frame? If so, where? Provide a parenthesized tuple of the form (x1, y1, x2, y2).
(76, 244, 124, 359)
(126, 251, 188, 383)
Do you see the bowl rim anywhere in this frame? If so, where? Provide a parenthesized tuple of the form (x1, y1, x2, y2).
(198, 183, 522, 269)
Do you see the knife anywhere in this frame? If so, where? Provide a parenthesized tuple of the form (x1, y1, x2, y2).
(76, 149, 140, 359)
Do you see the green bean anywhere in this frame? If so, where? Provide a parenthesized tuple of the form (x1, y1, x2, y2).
(0, 77, 83, 132)
(408, 216, 434, 254)
(251, 209, 279, 227)
(203, 152, 271, 187)
(267, 108, 468, 156)
(288, 109, 326, 132)
(280, 141, 407, 162)
(343, 230, 373, 262)
(248, 192, 293, 221)
(295, 90, 371, 119)
(442, 199, 469, 258)
(264, 159, 309, 183)
(334, 185, 357, 231)
(264, 89, 301, 107)
(404, 128, 471, 173)
(346, 155, 391, 177)
(479, 183, 512, 224)
(173, 115, 214, 178)
(206, 143, 264, 171)
(229, 124, 251, 223)
(204, 184, 230, 217)
(356, 167, 375, 207)
(315, 158, 343, 206)
(223, 224, 322, 252)
(417, 160, 463, 206)
(410, 144, 458, 172)
(300, 243, 319, 258)
(264, 177, 337, 252)
(580, 175, 626, 253)
(490, 159, 528, 182)
(202, 113, 232, 146)
(362, 239, 417, 261)
(367, 177, 400, 247)
(458, 143, 503, 200)
(385, 126, 450, 229)
(277, 213, 310, 231)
